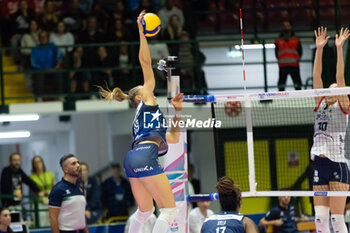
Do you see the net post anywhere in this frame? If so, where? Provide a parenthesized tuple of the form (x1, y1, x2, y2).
(244, 94, 257, 196)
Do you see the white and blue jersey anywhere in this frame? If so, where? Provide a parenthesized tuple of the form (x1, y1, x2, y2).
(201, 211, 245, 233)
(132, 100, 168, 156)
(311, 97, 349, 164)
(49, 178, 86, 231)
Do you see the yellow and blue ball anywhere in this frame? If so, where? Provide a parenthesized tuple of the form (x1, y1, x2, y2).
(141, 13, 161, 37)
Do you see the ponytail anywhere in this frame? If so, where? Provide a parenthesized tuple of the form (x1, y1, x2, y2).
(98, 86, 129, 101)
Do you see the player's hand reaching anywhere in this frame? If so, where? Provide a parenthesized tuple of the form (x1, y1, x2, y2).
(335, 27, 350, 48)
(171, 93, 185, 112)
(137, 10, 146, 33)
(315, 26, 330, 49)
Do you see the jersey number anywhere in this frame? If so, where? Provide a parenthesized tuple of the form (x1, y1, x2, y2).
(318, 122, 328, 131)
(216, 227, 226, 233)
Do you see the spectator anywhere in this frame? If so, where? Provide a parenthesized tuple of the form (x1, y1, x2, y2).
(124, 209, 156, 233)
(2, 0, 34, 18)
(90, 2, 109, 33)
(21, 19, 41, 69)
(77, 15, 105, 68)
(70, 47, 90, 96)
(132, 0, 155, 23)
(101, 163, 134, 218)
(201, 176, 257, 233)
(98, 0, 124, 15)
(158, 0, 184, 29)
(30, 155, 55, 227)
(259, 195, 308, 233)
(1, 153, 40, 209)
(109, 1, 129, 24)
(79, 0, 94, 14)
(1, 0, 34, 49)
(37, 0, 59, 32)
(163, 14, 183, 55)
(31, 30, 63, 97)
(113, 43, 133, 90)
(10, 0, 35, 63)
(0, 207, 13, 233)
(189, 201, 214, 233)
(32, 0, 46, 14)
(49, 21, 74, 55)
(177, 31, 207, 94)
(91, 46, 112, 89)
(275, 21, 302, 91)
(48, 154, 88, 233)
(80, 163, 102, 225)
(148, 36, 169, 90)
(61, 0, 86, 34)
(107, 19, 133, 42)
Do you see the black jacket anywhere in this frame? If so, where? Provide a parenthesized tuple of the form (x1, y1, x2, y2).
(1, 166, 40, 207)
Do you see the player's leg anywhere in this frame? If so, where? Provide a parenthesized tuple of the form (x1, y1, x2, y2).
(313, 156, 331, 233)
(140, 173, 177, 233)
(329, 162, 350, 233)
(313, 188, 330, 233)
(128, 178, 155, 233)
(278, 67, 289, 91)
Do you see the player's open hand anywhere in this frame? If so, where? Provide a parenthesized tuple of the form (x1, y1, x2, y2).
(171, 93, 184, 112)
(315, 26, 330, 49)
(336, 27, 350, 48)
(137, 10, 146, 32)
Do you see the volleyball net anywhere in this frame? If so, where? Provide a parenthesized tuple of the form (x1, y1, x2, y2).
(184, 87, 350, 198)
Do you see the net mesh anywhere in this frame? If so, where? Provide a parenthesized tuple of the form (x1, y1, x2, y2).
(211, 88, 350, 195)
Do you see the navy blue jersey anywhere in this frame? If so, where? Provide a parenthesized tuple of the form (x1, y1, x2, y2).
(201, 211, 245, 233)
(265, 205, 298, 233)
(48, 178, 86, 231)
(132, 100, 168, 156)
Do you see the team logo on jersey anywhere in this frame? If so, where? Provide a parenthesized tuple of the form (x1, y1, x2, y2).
(333, 172, 340, 180)
(144, 110, 163, 129)
(133, 165, 154, 173)
(66, 189, 71, 194)
(314, 170, 319, 183)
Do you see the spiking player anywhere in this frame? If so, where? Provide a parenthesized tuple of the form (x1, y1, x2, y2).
(311, 26, 350, 233)
(98, 10, 184, 233)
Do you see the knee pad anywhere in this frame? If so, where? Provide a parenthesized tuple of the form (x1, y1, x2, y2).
(134, 207, 155, 224)
(315, 206, 330, 233)
(158, 207, 179, 225)
(331, 214, 347, 233)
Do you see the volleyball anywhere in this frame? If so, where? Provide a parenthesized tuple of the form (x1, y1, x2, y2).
(141, 13, 161, 37)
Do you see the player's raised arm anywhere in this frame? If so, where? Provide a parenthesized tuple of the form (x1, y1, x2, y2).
(335, 27, 350, 111)
(166, 93, 184, 143)
(313, 27, 330, 104)
(313, 27, 329, 90)
(137, 10, 156, 103)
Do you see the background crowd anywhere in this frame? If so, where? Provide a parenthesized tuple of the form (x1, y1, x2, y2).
(1, 0, 208, 99)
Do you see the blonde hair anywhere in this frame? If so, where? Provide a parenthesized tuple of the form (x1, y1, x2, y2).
(98, 85, 142, 108)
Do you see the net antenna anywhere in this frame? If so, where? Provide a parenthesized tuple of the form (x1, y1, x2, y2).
(240, 9, 257, 195)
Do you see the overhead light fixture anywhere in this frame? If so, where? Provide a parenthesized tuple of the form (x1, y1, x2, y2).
(0, 114, 40, 122)
(234, 44, 276, 50)
(0, 131, 31, 139)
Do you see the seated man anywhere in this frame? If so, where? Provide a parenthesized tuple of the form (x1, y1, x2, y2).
(259, 195, 308, 233)
(189, 200, 214, 233)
